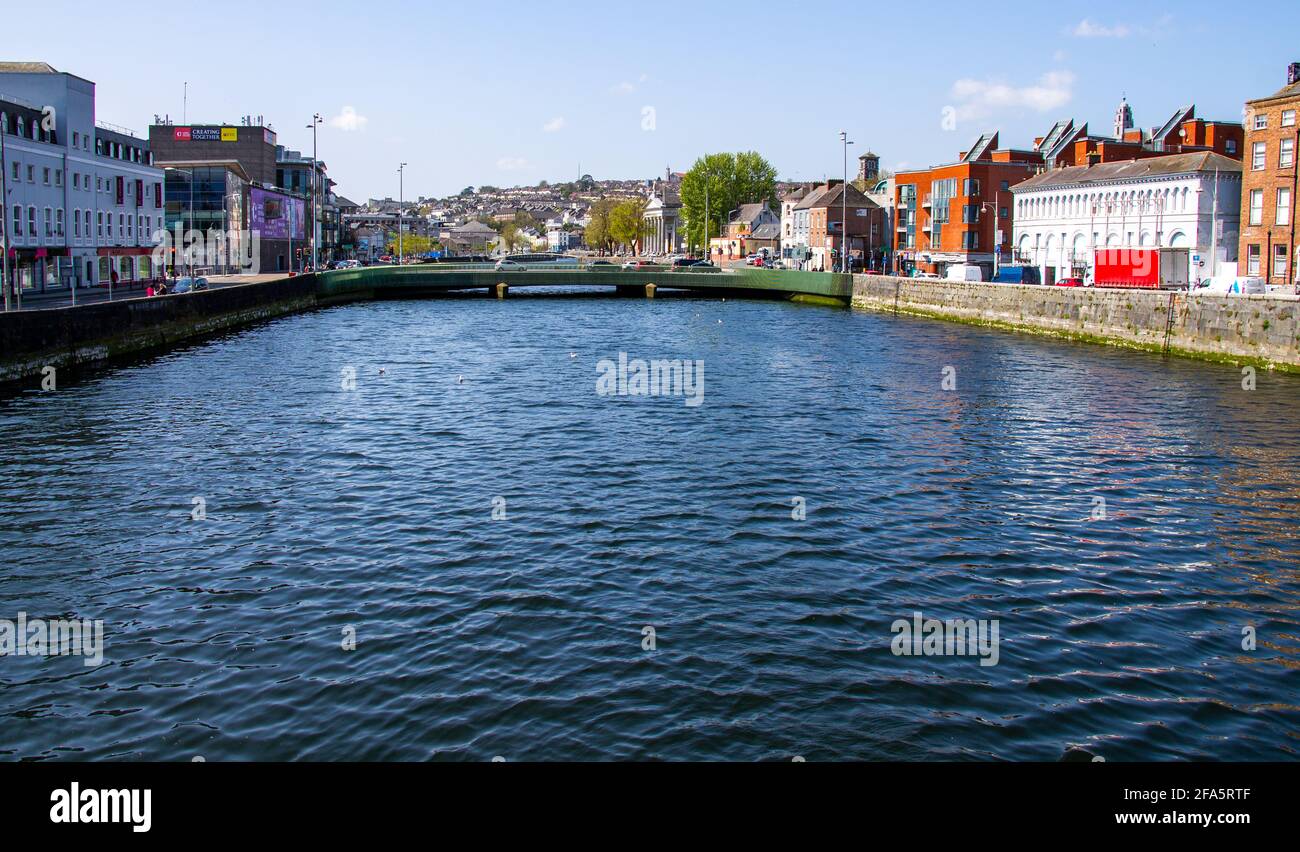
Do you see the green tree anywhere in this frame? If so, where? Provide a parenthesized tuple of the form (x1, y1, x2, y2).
(609, 198, 648, 254)
(501, 222, 527, 253)
(679, 151, 778, 254)
(585, 198, 616, 254)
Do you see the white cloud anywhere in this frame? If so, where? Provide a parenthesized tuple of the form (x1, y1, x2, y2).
(497, 156, 528, 171)
(611, 81, 635, 94)
(329, 105, 368, 131)
(541, 116, 565, 133)
(950, 71, 1075, 121)
(1072, 19, 1131, 38)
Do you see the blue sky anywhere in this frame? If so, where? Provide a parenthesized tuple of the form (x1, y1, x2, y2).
(11, 0, 1298, 200)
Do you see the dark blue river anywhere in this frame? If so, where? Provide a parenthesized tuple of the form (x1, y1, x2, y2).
(2, 293, 1298, 761)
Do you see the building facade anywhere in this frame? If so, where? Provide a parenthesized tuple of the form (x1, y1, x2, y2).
(796, 180, 882, 272)
(1, 62, 164, 295)
(894, 132, 1037, 279)
(1012, 152, 1241, 286)
(1238, 63, 1300, 287)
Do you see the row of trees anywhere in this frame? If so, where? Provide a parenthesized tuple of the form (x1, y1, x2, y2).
(679, 152, 779, 254)
(585, 198, 648, 255)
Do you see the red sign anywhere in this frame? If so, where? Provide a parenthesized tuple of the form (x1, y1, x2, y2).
(173, 127, 192, 141)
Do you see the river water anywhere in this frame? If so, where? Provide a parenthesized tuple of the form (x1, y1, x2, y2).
(1, 293, 1298, 760)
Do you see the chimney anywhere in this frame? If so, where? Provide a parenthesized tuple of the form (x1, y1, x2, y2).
(1289, 62, 1300, 86)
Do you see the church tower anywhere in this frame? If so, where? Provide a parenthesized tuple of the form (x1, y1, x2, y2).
(1113, 96, 1134, 140)
(857, 151, 880, 185)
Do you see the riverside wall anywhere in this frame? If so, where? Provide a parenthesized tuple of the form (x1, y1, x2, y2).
(851, 275, 1300, 370)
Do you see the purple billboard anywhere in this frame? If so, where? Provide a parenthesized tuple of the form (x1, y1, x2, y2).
(249, 188, 305, 240)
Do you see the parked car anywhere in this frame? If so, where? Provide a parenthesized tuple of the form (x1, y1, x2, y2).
(914, 271, 941, 279)
(621, 260, 652, 271)
(588, 259, 615, 267)
(1055, 277, 1085, 287)
(172, 276, 209, 293)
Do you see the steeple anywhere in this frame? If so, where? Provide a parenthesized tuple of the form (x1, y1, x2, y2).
(1114, 95, 1134, 140)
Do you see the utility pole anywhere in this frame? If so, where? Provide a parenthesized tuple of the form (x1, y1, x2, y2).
(840, 131, 853, 273)
(397, 163, 407, 264)
(307, 113, 322, 270)
(703, 181, 709, 261)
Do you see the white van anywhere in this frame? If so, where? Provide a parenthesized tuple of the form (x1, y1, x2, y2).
(945, 263, 984, 282)
(1191, 275, 1266, 295)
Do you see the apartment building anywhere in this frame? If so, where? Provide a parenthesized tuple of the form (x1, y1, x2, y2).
(1238, 62, 1300, 286)
(1, 62, 164, 294)
(893, 132, 1038, 279)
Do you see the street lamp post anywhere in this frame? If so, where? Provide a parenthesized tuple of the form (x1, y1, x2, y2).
(307, 113, 322, 270)
(397, 163, 407, 264)
(840, 131, 854, 273)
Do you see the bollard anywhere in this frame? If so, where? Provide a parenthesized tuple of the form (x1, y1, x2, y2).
(495, 283, 508, 299)
(645, 283, 656, 299)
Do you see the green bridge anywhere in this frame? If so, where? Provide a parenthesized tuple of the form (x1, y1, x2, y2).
(314, 264, 854, 307)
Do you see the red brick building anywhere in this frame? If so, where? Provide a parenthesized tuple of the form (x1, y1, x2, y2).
(1238, 63, 1300, 287)
(893, 132, 1039, 279)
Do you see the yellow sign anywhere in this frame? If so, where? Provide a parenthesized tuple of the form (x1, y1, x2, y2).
(220, 127, 238, 142)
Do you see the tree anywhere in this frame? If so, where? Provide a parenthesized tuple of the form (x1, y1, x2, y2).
(679, 151, 778, 254)
(609, 198, 648, 254)
(585, 198, 616, 254)
(513, 210, 542, 234)
(501, 222, 527, 253)
(853, 169, 894, 194)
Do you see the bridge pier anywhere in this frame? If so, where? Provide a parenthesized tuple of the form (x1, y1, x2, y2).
(494, 283, 508, 299)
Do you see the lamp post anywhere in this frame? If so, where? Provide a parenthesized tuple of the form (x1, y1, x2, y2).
(840, 131, 854, 272)
(307, 113, 322, 270)
(397, 163, 407, 264)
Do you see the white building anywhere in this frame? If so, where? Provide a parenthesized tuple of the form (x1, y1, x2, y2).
(1011, 152, 1241, 286)
(1, 62, 165, 294)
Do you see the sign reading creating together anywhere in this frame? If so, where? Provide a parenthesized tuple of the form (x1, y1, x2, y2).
(172, 126, 238, 142)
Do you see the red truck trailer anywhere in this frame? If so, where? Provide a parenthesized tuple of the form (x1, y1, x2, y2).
(1093, 248, 1190, 289)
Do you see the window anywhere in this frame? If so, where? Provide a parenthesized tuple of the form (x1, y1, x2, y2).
(961, 204, 980, 224)
(1284, 109, 1297, 128)
(1279, 188, 1292, 227)
(1226, 139, 1237, 154)
(1000, 180, 1010, 191)
(1282, 138, 1295, 169)
(1000, 206, 1009, 219)
(16, 116, 24, 137)
(44, 208, 52, 236)
(11, 204, 21, 236)
(1247, 244, 1261, 275)
(55, 169, 62, 187)
(26, 164, 34, 182)
(1249, 189, 1264, 225)
(27, 206, 36, 236)
(84, 211, 91, 240)
(96, 211, 103, 237)
(73, 131, 79, 147)
(1275, 245, 1288, 278)
(962, 231, 980, 249)
(73, 173, 79, 190)
(74, 209, 81, 238)
(42, 167, 50, 185)
(9, 161, 16, 181)
(56, 208, 63, 236)
(1255, 114, 1269, 130)
(1253, 142, 1266, 170)
(963, 178, 981, 197)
